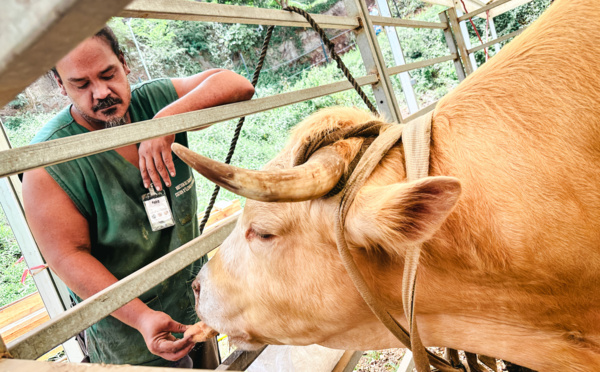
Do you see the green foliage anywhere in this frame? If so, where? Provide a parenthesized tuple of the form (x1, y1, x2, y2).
(3, 111, 56, 148)
(7, 94, 29, 110)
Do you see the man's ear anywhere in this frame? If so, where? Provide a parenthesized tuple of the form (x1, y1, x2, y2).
(345, 176, 461, 256)
(53, 73, 67, 96)
(119, 53, 131, 75)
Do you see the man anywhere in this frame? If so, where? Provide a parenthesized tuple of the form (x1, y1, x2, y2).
(22, 26, 254, 367)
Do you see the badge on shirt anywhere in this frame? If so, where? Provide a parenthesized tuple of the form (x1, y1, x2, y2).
(142, 184, 175, 231)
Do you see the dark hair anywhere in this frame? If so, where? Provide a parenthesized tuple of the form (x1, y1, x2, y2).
(51, 25, 122, 79)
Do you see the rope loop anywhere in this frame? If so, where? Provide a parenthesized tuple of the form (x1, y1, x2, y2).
(281, 5, 379, 114)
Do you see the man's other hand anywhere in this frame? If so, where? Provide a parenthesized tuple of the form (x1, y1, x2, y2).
(138, 310, 195, 361)
(139, 134, 176, 191)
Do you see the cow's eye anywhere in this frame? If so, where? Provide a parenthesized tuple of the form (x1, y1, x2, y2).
(256, 232, 274, 240)
(245, 227, 275, 241)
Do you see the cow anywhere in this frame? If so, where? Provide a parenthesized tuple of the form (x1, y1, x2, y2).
(173, 0, 600, 370)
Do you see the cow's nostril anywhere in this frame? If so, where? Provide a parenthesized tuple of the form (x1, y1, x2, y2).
(192, 279, 200, 297)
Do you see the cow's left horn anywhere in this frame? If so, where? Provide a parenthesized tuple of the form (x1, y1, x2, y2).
(172, 143, 346, 202)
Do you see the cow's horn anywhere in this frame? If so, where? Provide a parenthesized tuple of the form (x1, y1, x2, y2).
(172, 143, 346, 202)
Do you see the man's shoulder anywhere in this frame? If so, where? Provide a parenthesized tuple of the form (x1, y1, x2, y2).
(30, 106, 79, 144)
(129, 78, 179, 122)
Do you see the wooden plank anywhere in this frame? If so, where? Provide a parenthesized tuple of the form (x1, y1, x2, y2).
(398, 350, 415, 372)
(0, 293, 44, 329)
(121, 0, 358, 30)
(0, 0, 133, 108)
(344, 0, 402, 122)
(331, 350, 362, 372)
(0, 359, 215, 372)
(376, 0, 419, 114)
(404, 101, 438, 122)
(216, 346, 267, 371)
(489, 0, 535, 18)
(468, 27, 525, 53)
(446, 7, 474, 75)
(439, 11, 466, 82)
(458, 0, 513, 21)
(387, 54, 457, 76)
(369, 16, 447, 29)
(8, 215, 238, 361)
(204, 200, 242, 227)
(0, 74, 378, 179)
(1, 309, 49, 344)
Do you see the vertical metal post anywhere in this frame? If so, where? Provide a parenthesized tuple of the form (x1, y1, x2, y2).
(342, 0, 403, 123)
(488, 16, 501, 54)
(446, 7, 474, 75)
(375, 0, 419, 114)
(439, 11, 466, 81)
(0, 124, 85, 362)
(456, 8, 478, 71)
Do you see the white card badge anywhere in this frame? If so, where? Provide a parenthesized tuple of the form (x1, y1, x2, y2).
(142, 184, 175, 231)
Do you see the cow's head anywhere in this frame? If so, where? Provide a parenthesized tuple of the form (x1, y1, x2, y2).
(174, 107, 461, 350)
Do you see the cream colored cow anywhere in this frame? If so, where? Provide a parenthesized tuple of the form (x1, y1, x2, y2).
(174, 0, 600, 370)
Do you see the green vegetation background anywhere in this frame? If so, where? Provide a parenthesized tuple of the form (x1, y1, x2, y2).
(0, 0, 550, 307)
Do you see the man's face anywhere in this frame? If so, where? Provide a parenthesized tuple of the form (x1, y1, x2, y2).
(55, 36, 131, 129)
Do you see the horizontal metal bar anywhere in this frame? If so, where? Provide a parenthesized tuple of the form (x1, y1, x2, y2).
(404, 101, 438, 122)
(0, 0, 133, 109)
(458, 0, 513, 21)
(121, 0, 359, 29)
(369, 15, 447, 29)
(0, 74, 378, 179)
(8, 214, 239, 360)
(387, 54, 456, 76)
(216, 346, 267, 371)
(468, 28, 524, 53)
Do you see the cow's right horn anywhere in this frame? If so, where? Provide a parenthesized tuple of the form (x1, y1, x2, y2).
(172, 143, 346, 202)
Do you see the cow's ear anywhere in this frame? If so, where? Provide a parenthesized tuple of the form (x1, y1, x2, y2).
(345, 176, 461, 255)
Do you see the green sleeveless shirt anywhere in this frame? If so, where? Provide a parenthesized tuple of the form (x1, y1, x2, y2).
(31, 79, 204, 366)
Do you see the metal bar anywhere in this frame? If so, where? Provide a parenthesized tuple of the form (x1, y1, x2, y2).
(489, 0, 536, 18)
(0, 74, 378, 179)
(8, 214, 239, 360)
(344, 0, 402, 123)
(446, 8, 474, 75)
(0, 125, 85, 362)
(456, 8, 478, 72)
(488, 16, 501, 54)
(439, 11, 466, 82)
(404, 101, 438, 122)
(0, 358, 219, 371)
(376, 0, 419, 114)
(215, 346, 267, 371)
(0, 0, 133, 108)
(369, 15, 447, 29)
(121, 0, 358, 30)
(331, 350, 363, 372)
(387, 54, 456, 76)
(468, 28, 525, 53)
(458, 0, 513, 21)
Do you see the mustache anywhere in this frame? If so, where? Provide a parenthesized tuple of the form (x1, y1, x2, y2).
(93, 96, 123, 112)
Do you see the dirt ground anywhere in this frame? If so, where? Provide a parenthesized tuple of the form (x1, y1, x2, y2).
(353, 347, 509, 372)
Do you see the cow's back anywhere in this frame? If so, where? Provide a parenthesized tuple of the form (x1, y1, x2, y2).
(424, 0, 600, 325)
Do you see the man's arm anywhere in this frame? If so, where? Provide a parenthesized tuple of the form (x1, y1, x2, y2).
(138, 69, 255, 190)
(22, 169, 195, 361)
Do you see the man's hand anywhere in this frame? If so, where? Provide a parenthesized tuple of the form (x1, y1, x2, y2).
(139, 134, 176, 191)
(137, 310, 195, 361)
